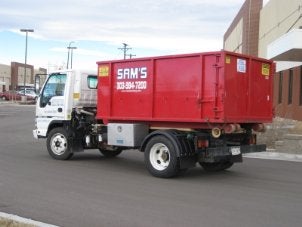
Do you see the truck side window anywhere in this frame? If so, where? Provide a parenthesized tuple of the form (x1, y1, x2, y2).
(40, 73, 67, 107)
(87, 75, 97, 89)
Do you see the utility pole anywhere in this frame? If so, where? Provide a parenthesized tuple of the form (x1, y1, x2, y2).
(20, 29, 34, 100)
(118, 43, 132, 59)
(129, 54, 136, 59)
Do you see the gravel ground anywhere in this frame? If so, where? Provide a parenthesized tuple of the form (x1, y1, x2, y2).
(258, 117, 302, 151)
(0, 218, 36, 227)
(0, 213, 57, 227)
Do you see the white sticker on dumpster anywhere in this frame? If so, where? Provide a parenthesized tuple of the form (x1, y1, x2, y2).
(237, 59, 246, 73)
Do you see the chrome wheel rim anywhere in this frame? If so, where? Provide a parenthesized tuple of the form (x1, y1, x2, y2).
(50, 133, 67, 155)
(149, 143, 170, 171)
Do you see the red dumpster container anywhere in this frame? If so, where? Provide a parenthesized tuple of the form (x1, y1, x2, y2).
(96, 51, 274, 129)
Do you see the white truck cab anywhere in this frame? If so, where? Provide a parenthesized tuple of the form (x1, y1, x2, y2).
(33, 70, 98, 159)
(33, 70, 97, 139)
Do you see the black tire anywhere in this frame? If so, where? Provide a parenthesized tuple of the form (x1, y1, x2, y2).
(1, 96, 7, 101)
(99, 147, 123, 158)
(199, 161, 233, 172)
(144, 135, 180, 178)
(47, 127, 73, 160)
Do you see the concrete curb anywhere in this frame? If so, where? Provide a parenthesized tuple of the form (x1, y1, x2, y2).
(244, 151, 302, 162)
(0, 212, 58, 227)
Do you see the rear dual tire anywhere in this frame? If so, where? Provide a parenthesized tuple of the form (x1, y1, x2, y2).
(144, 135, 180, 178)
(199, 161, 233, 172)
(99, 147, 123, 157)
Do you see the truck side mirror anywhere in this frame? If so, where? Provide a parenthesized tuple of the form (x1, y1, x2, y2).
(35, 75, 41, 95)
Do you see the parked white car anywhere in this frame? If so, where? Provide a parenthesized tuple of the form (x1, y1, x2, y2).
(18, 89, 38, 100)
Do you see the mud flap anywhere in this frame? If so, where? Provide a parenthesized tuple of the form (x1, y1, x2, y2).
(179, 156, 197, 169)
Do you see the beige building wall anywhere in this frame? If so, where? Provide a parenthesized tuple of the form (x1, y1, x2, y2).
(259, 0, 302, 58)
(0, 64, 11, 92)
(17, 65, 33, 86)
(224, 0, 262, 57)
(224, 19, 243, 53)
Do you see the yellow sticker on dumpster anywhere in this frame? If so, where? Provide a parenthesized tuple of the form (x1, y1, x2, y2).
(226, 55, 231, 64)
(99, 65, 109, 77)
(262, 63, 270, 76)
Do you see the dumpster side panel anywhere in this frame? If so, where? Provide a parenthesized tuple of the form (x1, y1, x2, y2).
(223, 53, 273, 122)
(201, 54, 225, 122)
(152, 55, 203, 120)
(111, 60, 153, 119)
(224, 54, 249, 120)
(248, 58, 273, 121)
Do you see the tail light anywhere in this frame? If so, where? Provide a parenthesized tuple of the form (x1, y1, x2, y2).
(248, 134, 257, 145)
(197, 138, 209, 148)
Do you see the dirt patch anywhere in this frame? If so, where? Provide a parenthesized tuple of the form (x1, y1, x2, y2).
(257, 117, 302, 149)
(0, 218, 36, 227)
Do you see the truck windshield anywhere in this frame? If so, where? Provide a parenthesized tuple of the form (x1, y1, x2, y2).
(40, 73, 67, 107)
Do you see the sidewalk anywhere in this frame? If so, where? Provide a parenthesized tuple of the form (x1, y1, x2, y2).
(244, 150, 302, 162)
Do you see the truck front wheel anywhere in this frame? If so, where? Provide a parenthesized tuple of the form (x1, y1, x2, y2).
(47, 127, 73, 160)
(144, 135, 180, 178)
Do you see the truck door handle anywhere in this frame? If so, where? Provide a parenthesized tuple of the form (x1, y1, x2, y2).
(58, 108, 62, 112)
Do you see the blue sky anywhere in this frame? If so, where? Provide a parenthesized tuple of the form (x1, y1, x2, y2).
(0, 0, 248, 72)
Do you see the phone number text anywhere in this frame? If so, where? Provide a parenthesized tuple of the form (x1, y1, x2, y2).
(116, 81, 147, 90)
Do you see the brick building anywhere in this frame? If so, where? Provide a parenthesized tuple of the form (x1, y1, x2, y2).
(0, 62, 47, 92)
(224, 0, 302, 121)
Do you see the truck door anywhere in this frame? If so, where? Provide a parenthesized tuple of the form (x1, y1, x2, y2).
(35, 73, 67, 136)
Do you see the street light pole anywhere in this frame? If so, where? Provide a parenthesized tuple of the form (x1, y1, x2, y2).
(70, 46, 77, 69)
(20, 29, 34, 99)
(66, 42, 77, 69)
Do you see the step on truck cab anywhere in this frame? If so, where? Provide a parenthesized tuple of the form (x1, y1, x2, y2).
(33, 51, 274, 178)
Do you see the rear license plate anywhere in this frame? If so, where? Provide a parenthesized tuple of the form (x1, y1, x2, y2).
(230, 147, 241, 155)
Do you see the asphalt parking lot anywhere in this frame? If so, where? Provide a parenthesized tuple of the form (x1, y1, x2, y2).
(1, 104, 302, 227)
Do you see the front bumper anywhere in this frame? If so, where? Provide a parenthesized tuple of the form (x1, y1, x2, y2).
(33, 129, 39, 139)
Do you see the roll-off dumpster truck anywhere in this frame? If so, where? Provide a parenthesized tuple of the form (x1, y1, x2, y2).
(33, 51, 274, 178)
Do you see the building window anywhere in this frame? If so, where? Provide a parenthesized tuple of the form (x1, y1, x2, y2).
(288, 69, 293, 105)
(300, 66, 302, 106)
(278, 71, 283, 104)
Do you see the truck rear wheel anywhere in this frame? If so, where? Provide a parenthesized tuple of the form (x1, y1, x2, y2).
(199, 161, 233, 172)
(47, 127, 73, 160)
(144, 135, 180, 178)
(99, 147, 123, 158)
